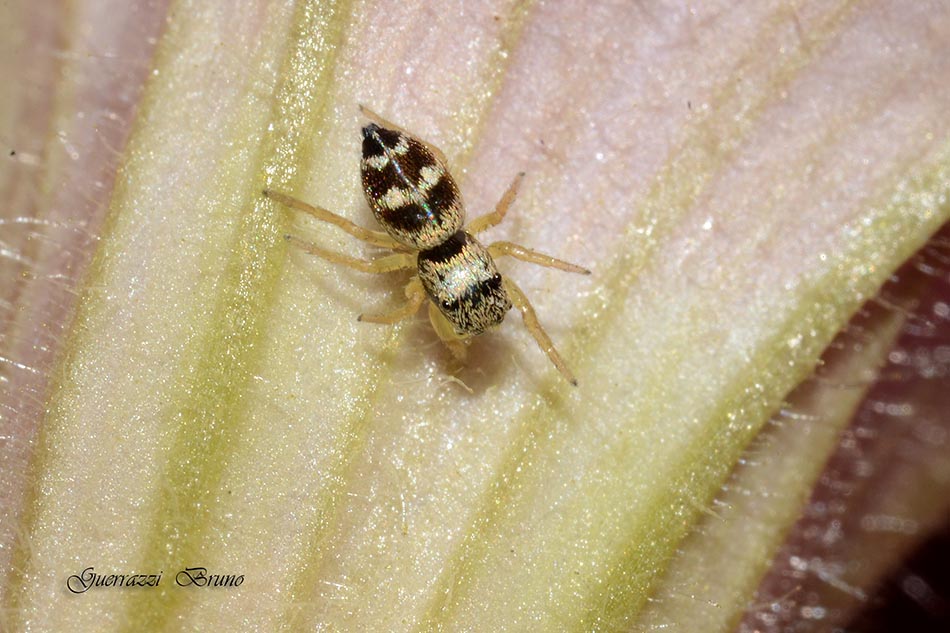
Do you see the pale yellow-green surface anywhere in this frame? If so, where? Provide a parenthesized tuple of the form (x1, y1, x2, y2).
(2, 1, 950, 632)
(635, 290, 908, 632)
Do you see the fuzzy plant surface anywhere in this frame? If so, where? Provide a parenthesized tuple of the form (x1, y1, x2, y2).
(1, 1, 950, 632)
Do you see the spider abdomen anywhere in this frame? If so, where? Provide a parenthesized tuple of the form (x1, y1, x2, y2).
(417, 231, 512, 336)
(360, 123, 463, 250)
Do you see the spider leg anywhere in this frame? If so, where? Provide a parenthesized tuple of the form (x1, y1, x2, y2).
(488, 241, 590, 275)
(264, 189, 406, 250)
(503, 277, 578, 386)
(466, 172, 525, 235)
(427, 302, 469, 361)
(286, 235, 414, 273)
(359, 277, 427, 323)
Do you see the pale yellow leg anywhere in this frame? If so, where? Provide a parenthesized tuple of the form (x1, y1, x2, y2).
(427, 302, 469, 360)
(488, 241, 591, 275)
(286, 235, 414, 273)
(358, 104, 449, 166)
(466, 172, 525, 235)
(359, 278, 426, 323)
(264, 189, 405, 250)
(503, 278, 578, 386)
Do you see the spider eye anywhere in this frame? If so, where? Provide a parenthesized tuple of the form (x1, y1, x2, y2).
(492, 273, 502, 283)
(441, 300, 452, 310)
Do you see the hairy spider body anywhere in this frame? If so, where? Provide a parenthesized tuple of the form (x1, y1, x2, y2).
(360, 123, 511, 336)
(416, 231, 512, 336)
(360, 123, 462, 249)
(264, 107, 589, 385)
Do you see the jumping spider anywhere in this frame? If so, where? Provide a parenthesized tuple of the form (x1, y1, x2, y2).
(264, 107, 589, 385)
